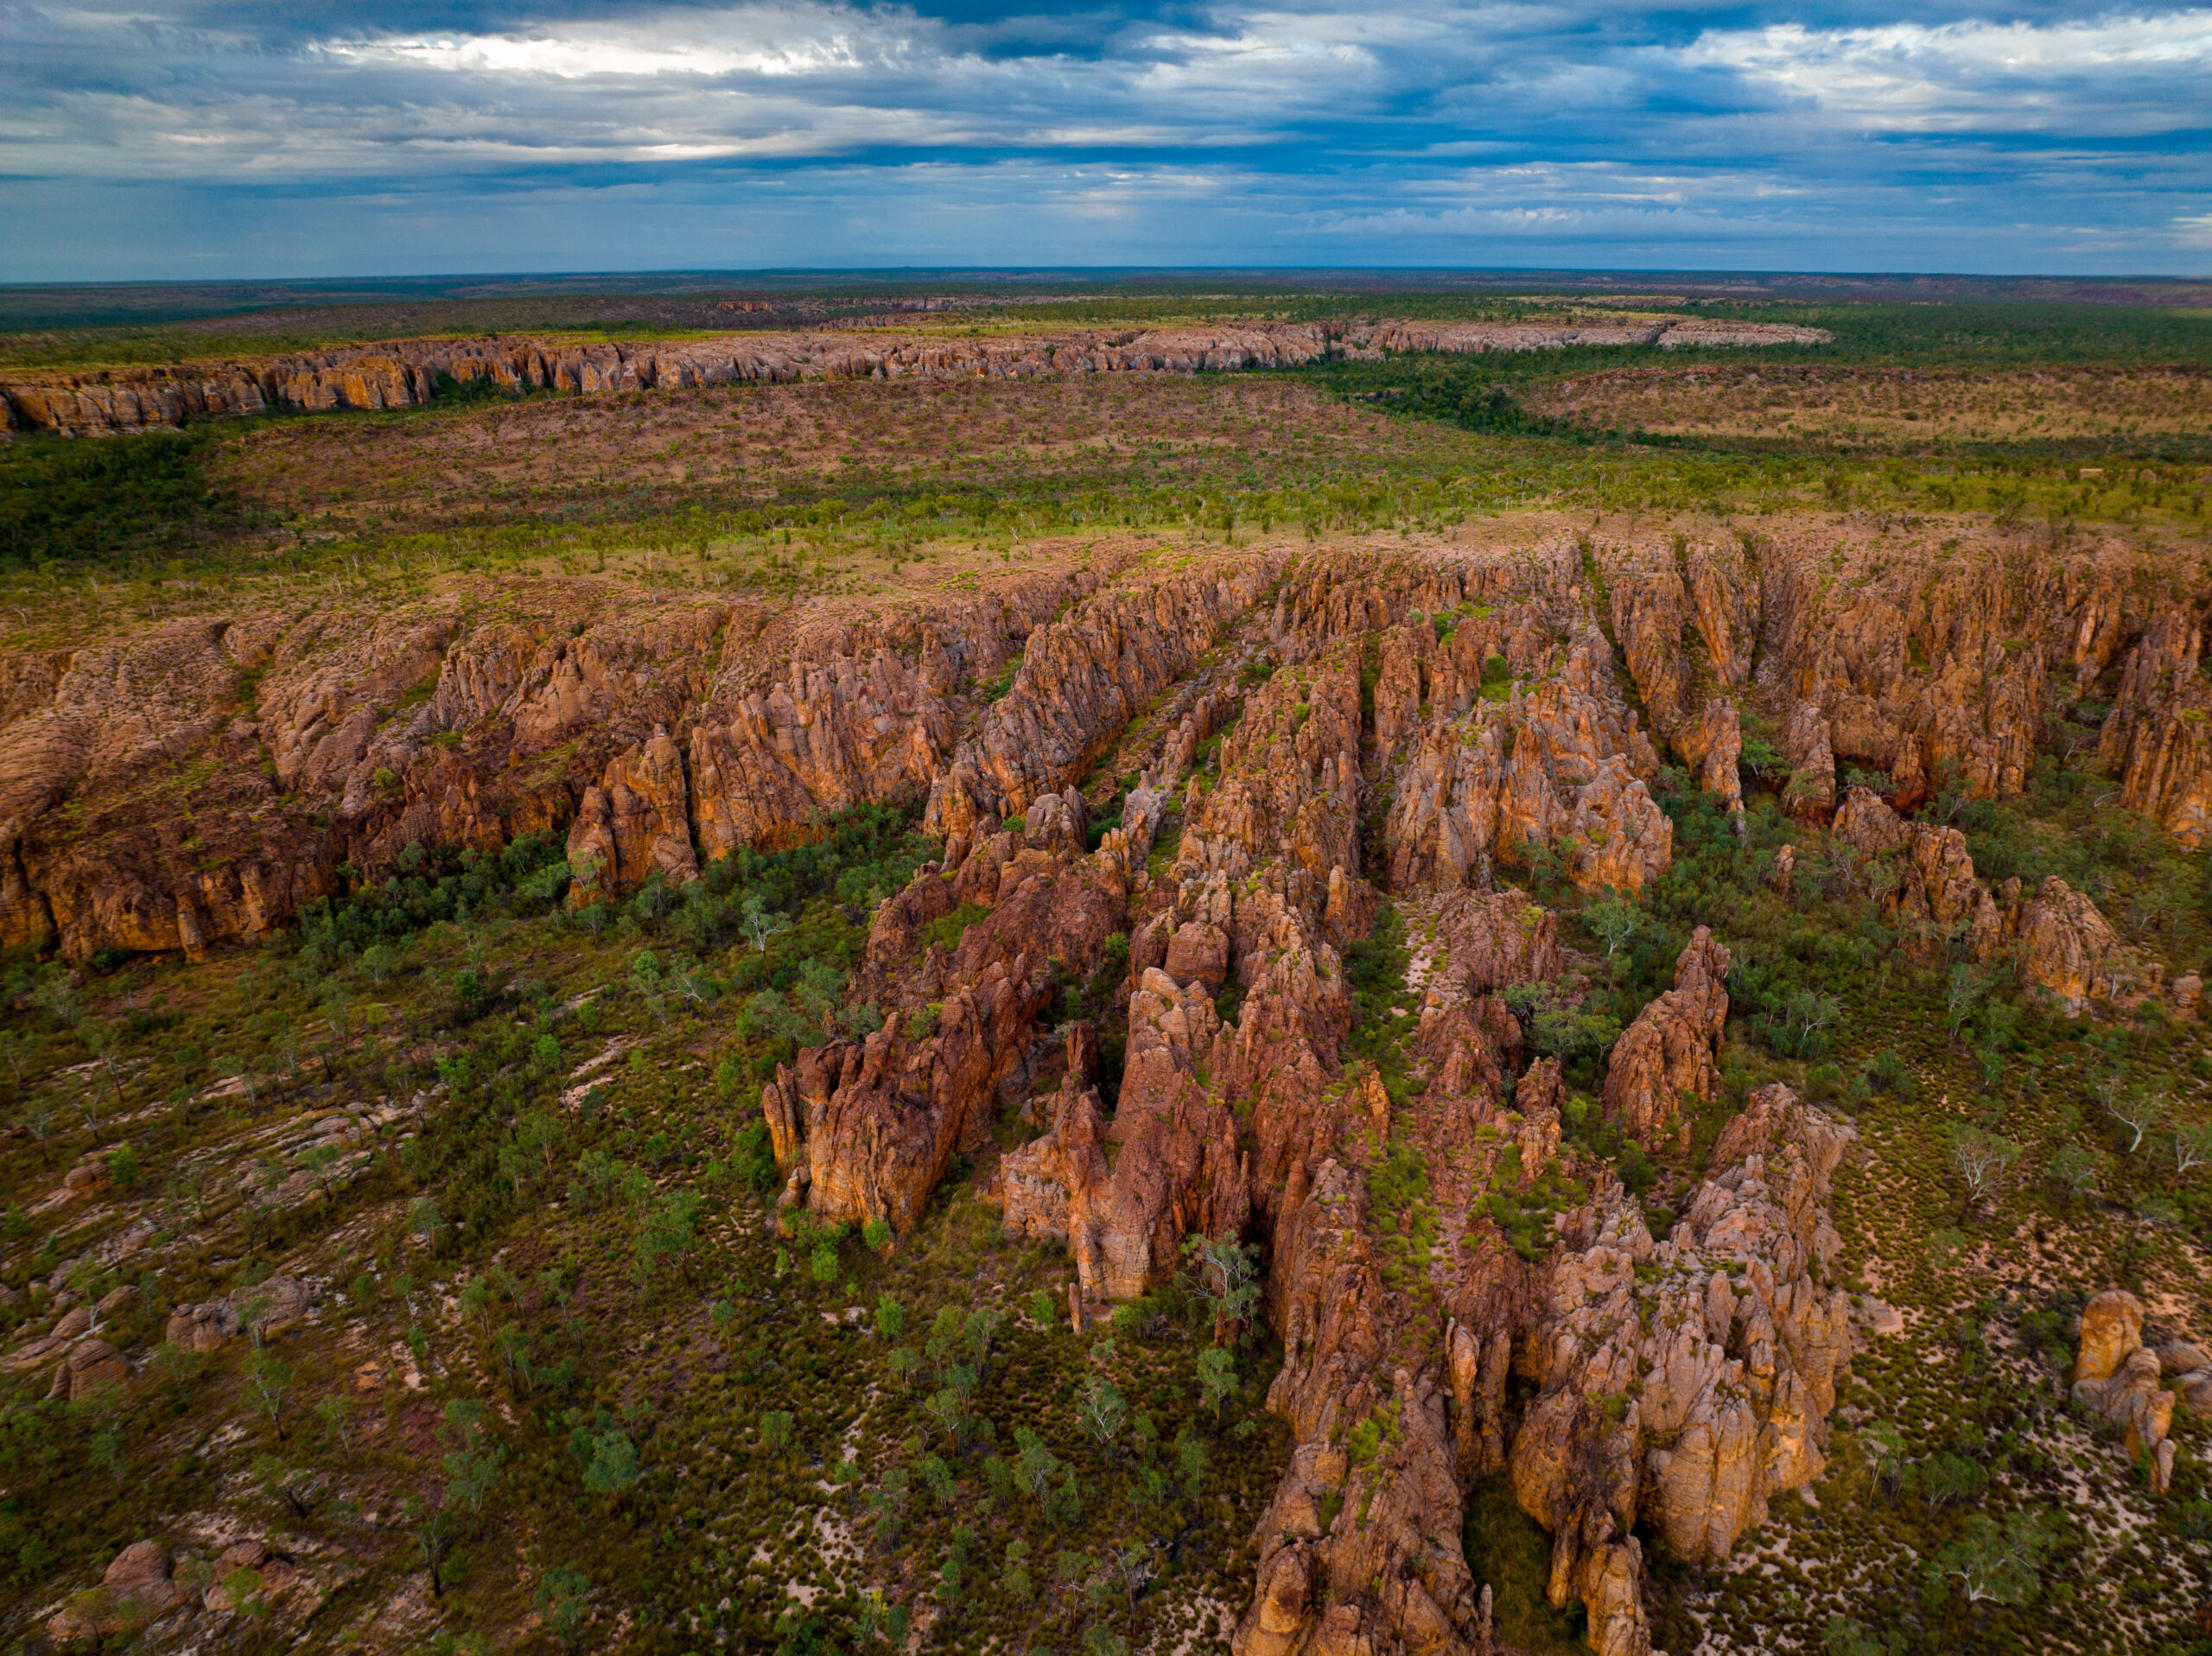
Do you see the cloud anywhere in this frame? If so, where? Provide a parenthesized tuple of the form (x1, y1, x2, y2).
(1, 1, 2207, 276)
(1676, 11, 2212, 134)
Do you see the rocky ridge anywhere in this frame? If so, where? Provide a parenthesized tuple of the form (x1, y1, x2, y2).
(8, 523, 2205, 1654)
(2, 318, 1830, 436)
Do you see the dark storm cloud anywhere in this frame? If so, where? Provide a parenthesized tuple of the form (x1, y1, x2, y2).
(2, 1, 2207, 276)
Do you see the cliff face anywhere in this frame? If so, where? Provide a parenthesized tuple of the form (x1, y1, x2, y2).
(0, 317, 1831, 436)
(5, 520, 2203, 1655)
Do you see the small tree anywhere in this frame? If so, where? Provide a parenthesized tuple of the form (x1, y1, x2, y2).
(442, 1400, 505, 1515)
(315, 1393, 355, 1451)
(408, 1488, 452, 1597)
(578, 1423, 640, 1505)
(1011, 1427, 1061, 1507)
(0, 1029, 30, 1094)
(1179, 1233, 1262, 1344)
(1001, 1539, 1033, 1602)
(297, 1143, 342, 1201)
(17, 1099, 53, 1164)
(1943, 965, 1987, 1045)
(1077, 1374, 1126, 1459)
(1929, 1508, 2059, 1606)
(1856, 1421, 1905, 1503)
(2107, 1088, 2165, 1155)
(245, 1349, 293, 1441)
(1176, 1430, 1208, 1497)
(535, 1568, 591, 1650)
(628, 950, 669, 1025)
(2046, 1144, 2107, 1203)
(2171, 1120, 2212, 1183)
(1584, 891, 1639, 958)
(857, 1587, 909, 1646)
(1107, 1543, 1154, 1613)
(633, 1189, 702, 1288)
(407, 1195, 444, 1253)
(79, 1018, 124, 1109)
(1947, 1124, 2020, 1212)
(1196, 1344, 1237, 1423)
(741, 894, 789, 952)
(874, 1295, 906, 1341)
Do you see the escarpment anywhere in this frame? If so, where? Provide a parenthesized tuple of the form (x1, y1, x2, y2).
(13, 517, 2212, 1655)
(2, 316, 1830, 437)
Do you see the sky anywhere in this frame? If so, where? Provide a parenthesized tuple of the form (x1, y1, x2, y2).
(3, 1, 2209, 281)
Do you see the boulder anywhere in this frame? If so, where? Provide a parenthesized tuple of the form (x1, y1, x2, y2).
(228, 1274, 311, 1339)
(2013, 876, 2123, 1006)
(47, 1539, 184, 1641)
(165, 1298, 243, 1353)
(1021, 787, 1088, 859)
(2071, 1291, 2143, 1388)
(2073, 1290, 2178, 1492)
(48, 1338, 128, 1400)
(1163, 920, 1230, 993)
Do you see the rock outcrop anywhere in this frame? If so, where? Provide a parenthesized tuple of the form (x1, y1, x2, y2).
(2072, 1289, 2178, 1493)
(3, 318, 1831, 436)
(1383, 622, 1672, 896)
(1510, 1085, 1858, 1656)
(1781, 701, 1836, 820)
(1437, 887, 1563, 995)
(1601, 929, 1731, 1145)
(11, 524, 2202, 968)
(1831, 784, 2141, 1007)
(760, 957, 1052, 1238)
(2098, 597, 2212, 845)
(47, 1540, 188, 1642)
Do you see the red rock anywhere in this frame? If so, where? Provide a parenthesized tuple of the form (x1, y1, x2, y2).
(47, 1539, 183, 1641)
(48, 1338, 128, 1400)
(1780, 700, 1835, 819)
(565, 726, 698, 898)
(1602, 929, 1730, 1143)
(762, 955, 1052, 1238)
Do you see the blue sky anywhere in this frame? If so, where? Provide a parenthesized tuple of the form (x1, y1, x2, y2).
(3, 1, 2209, 280)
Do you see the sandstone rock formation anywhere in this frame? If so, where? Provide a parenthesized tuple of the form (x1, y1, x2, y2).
(47, 1539, 188, 1642)
(1382, 621, 1672, 896)
(1781, 701, 1836, 820)
(1602, 929, 1731, 1145)
(2073, 1289, 2178, 1493)
(3, 318, 1830, 436)
(12, 517, 2206, 1656)
(8, 525, 2197, 968)
(564, 728, 700, 897)
(1831, 784, 2142, 1007)
(2098, 597, 2212, 845)
(760, 957, 1052, 1239)
(1509, 1085, 1857, 1656)
(1437, 887, 1563, 995)
(43, 1337, 126, 1400)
